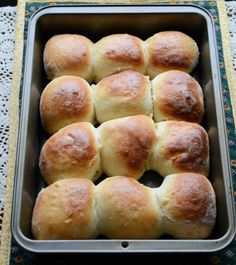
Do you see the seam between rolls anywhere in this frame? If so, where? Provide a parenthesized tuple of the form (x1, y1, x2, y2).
(153, 187, 167, 236)
(94, 186, 101, 238)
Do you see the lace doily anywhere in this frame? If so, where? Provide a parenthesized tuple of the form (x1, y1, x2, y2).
(0, 6, 17, 236)
(0, 2, 236, 240)
(226, 1, 236, 72)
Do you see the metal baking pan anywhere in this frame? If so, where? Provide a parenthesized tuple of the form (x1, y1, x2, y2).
(11, 4, 236, 253)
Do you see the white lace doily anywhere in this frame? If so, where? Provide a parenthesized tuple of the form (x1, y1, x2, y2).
(0, 6, 17, 236)
(0, 2, 236, 238)
(226, 1, 236, 72)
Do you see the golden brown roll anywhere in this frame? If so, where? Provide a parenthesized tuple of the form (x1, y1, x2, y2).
(40, 75, 95, 135)
(157, 173, 216, 239)
(98, 115, 157, 179)
(96, 176, 163, 239)
(151, 70, 204, 124)
(146, 31, 199, 79)
(150, 120, 209, 177)
(32, 178, 98, 240)
(32, 174, 216, 240)
(92, 70, 153, 123)
(93, 34, 147, 82)
(43, 34, 94, 82)
(39, 122, 102, 184)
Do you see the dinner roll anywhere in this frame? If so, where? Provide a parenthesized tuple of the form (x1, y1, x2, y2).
(157, 173, 216, 239)
(43, 34, 94, 82)
(92, 70, 153, 123)
(93, 34, 147, 82)
(146, 31, 199, 79)
(96, 176, 163, 239)
(150, 120, 209, 177)
(98, 115, 156, 179)
(39, 122, 102, 184)
(32, 174, 216, 240)
(40, 75, 95, 135)
(32, 178, 98, 240)
(151, 70, 204, 124)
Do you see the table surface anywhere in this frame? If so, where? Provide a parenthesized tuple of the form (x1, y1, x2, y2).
(0, 1, 236, 264)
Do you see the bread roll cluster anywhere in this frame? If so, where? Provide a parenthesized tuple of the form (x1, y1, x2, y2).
(34, 30, 216, 242)
(40, 70, 204, 134)
(32, 174, 216, 240)
(39, 115, 209, 185)
(43, 31, 199, 83)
